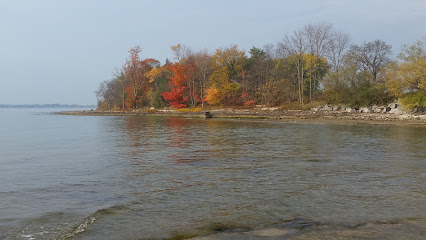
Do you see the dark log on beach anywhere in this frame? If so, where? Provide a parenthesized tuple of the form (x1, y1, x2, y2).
(205, 112, 213, 118)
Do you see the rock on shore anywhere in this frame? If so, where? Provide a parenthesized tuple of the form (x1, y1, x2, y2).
(311, 100, 425, 120)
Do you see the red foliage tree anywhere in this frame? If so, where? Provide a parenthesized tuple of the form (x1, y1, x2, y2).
(162, 62, 195, 108)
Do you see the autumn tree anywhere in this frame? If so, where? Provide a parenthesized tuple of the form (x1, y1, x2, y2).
(385, 40, 426, 110)
(141, 58, 161, 103)
(394, 40, 426, 92)
(257, 78, 294, 106)
(303, 23, 333, 101)
(146, 62, 169, 108)
(123, 46, 143, 108)
(113, 69, 127, 109)
(169, 44, 202, 107)
(323, 49, 391, 107)
(303, 53, 328, 96)
(162, 62, 195, 108)
(192, 50, 212, 108)
(206, 45, 246, 105)
(122, 46, 160, 108)
(97, 68, 127, 110)
(170, 44, 192, 63)
(96, 77, 123, 110)
(243, 46, 274, 104)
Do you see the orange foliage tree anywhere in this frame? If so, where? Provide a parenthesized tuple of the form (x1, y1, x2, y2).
(162, 62, 195, 108)
(123, 46, 159, 108)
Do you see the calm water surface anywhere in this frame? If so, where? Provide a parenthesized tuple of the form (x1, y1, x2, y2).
(0, 109, 425, 239)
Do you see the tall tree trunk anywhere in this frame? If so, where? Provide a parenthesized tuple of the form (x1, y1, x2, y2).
(309, 61, 312, 103)
(122, 85, 125, 109)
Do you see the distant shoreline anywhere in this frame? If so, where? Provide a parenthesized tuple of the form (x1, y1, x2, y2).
(0, 104, 96, 109)
(58, 108, 426, 127)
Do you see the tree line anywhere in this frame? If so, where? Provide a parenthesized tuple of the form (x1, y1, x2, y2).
(96, 23, 426, 111)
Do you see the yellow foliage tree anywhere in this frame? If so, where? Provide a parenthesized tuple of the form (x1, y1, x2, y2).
(146, 67, 164, 83)
(384, 62, 405, 97)
(205, 86, 221, 105)
(385, 40, 426, 96)
(206, 45, 246, 105)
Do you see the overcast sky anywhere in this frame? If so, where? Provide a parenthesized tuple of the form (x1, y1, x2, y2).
(1, 0, 425, 105)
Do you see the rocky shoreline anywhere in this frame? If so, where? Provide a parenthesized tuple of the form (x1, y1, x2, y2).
(59, 103, 426, 127)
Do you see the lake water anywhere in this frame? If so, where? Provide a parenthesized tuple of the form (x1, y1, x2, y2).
(0, 109, 425, 239)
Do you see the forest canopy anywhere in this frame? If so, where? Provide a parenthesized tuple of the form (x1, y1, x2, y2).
(96, 23, 426, 111)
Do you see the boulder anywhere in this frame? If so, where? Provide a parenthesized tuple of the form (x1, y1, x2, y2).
(344, 107, 357, 113)
(387, 100, 405, 115)
(332, 105, 341, 111)
(372, 105, 384, 113)
(411, 107, 425, 113)
(322, 104, 333, 111)
(389, 108, 405, 115)
(359, 107, 371, 113)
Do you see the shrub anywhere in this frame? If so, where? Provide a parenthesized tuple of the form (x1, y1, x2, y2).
(244, 100, 255, 106)
(400, 91, 426, 111)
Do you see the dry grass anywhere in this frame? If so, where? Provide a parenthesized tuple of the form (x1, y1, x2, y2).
(176, 107, 203, 113)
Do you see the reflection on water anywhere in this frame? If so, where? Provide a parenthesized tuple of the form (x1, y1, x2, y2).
(0, 112, 425, 239)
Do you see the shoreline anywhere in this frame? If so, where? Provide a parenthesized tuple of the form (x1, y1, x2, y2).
(58, 108, 426, 127)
